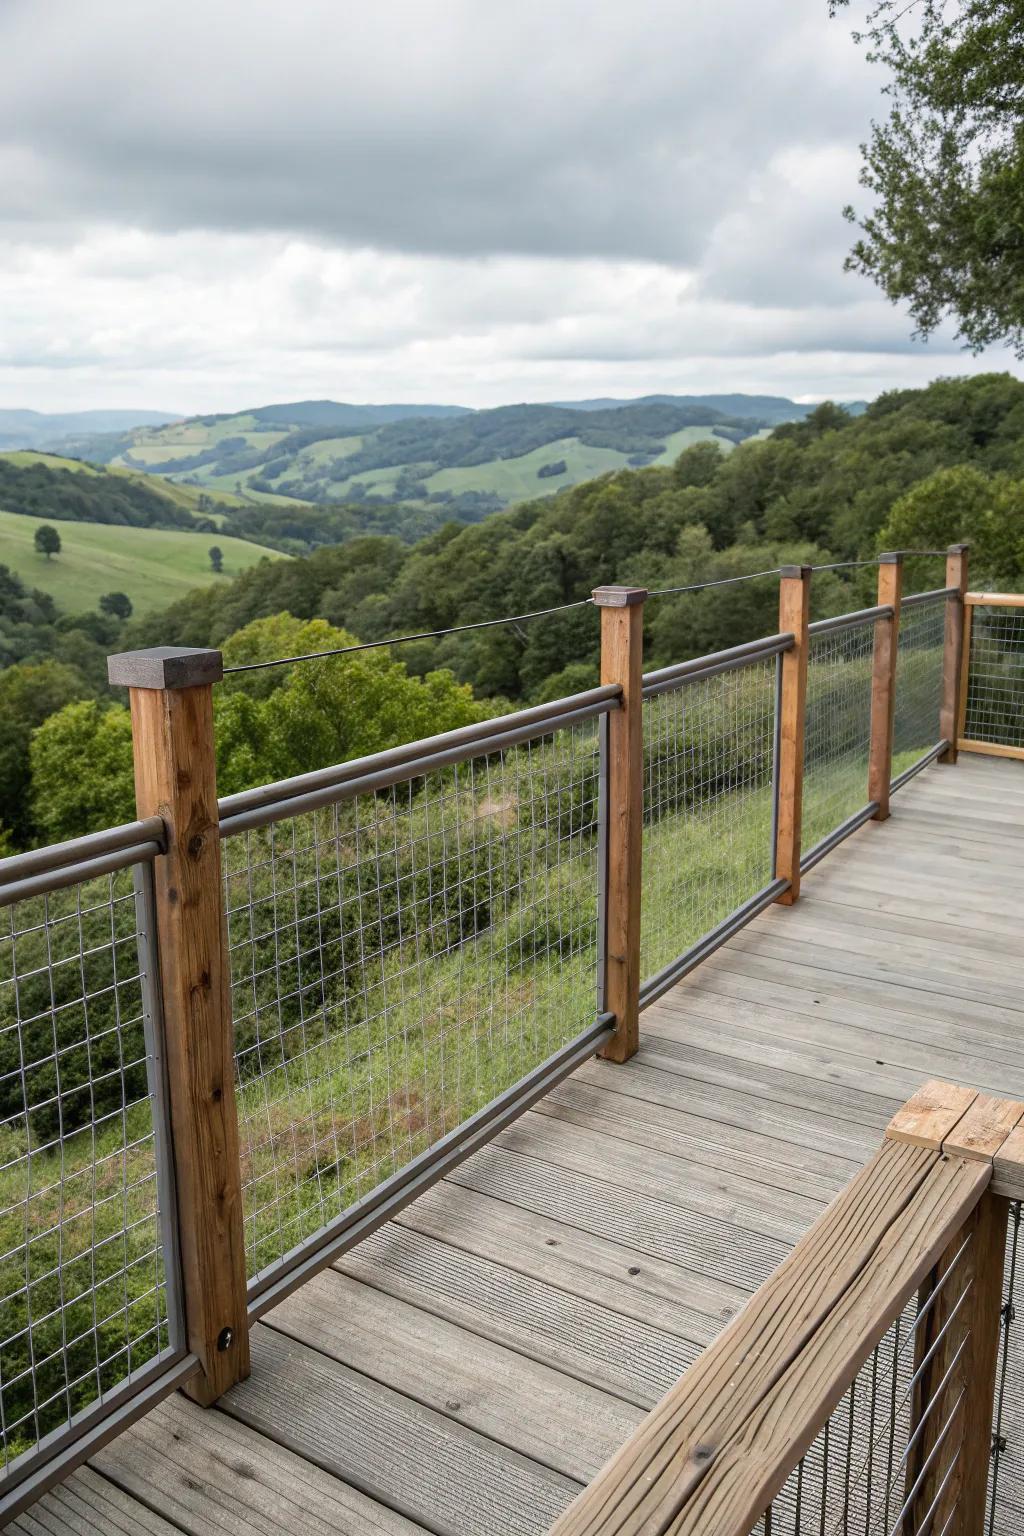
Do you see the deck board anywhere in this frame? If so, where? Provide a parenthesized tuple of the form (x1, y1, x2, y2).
(67, 753, 1023, 1536)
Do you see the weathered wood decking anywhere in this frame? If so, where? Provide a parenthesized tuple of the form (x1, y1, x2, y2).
(15, 754, 1024, 1536)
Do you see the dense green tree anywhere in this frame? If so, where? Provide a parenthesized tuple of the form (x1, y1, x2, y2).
(30, 701, 136, 843)
(834, 1, 1024, 354)
(209, 545, 224, 572)
(34, 524, 61, 559)
(99, 592, 133, 621)
(0, 661, 86, 845)
(879, 464, 1024, 583)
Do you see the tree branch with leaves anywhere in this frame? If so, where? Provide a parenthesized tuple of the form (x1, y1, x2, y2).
(833, 0, 1024, 355)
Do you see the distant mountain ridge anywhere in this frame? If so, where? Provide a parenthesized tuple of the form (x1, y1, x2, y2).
(0, 408, 180, 451)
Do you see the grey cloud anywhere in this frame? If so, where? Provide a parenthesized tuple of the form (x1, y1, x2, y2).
(0, 0, 881, 273)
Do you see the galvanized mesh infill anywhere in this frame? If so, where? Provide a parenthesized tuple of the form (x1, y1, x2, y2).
(751, 1228, 975, 1536)
(988, 1201, 1022, 1536)
(803, 620, 876, 856)
(639, 656, 777, 989)
(892, 597, 946, 778)
(963, 606, 1024, 751)
(222, 717, 603, 1289)
(0, 864, 180, 1477)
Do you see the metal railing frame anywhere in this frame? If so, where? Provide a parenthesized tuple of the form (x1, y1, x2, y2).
(0, 549, 978, 1519)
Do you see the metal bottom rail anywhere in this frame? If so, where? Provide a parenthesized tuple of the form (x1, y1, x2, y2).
(890, 740, 948, 794)
(246, 1014, 615, 1323)
(638, 878, 790, 1013)
(800, 802, 880, 876)
(0, 1351, 199, 1526)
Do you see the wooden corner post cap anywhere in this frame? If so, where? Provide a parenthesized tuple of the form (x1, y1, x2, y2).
(108, 646, 224, 690)
(592, 585, 648, 608)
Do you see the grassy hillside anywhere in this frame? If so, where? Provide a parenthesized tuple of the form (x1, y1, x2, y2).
(0, 508, 284, 615)
(98, 398, 781, 510)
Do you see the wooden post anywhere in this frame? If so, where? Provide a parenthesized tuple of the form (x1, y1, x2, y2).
(903, 1190, 1008, 1536)
(592, 585, 647, 1065)
(940, 543, 969, 764)
(107, 645, 250, 1405)
(868, 553, 903, 821)
(774, 565, 811, 905)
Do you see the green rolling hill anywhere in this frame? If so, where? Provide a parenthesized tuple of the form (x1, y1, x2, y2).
(0, 507, 284, 616)
(77, 396, 797, 512)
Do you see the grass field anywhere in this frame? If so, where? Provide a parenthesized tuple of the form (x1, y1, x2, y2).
(0, 508, 284, 615)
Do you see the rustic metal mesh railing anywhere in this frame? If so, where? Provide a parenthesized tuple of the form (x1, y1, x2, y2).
(891, 591, 948, 787)
(638, 640, 788, 1008)
(0, 830, 186, 1497)
(988, 1200, 1022, 1536)
(962, 601, 1024, 754)
(802, 612, 879, 868)
(218, 695, 614, 1301)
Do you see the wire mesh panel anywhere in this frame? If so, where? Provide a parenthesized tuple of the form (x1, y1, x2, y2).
(988, 1201, 1023, 1536)
(892, 598, 946, 778)
(963, 604, 1024, 752)
(0, 862, 180, 1482)
(639, 657, 777, 988)
(222, 717, 603, 1290)
(749, 1231, 974, 1536)
(803, 620, 876, 856)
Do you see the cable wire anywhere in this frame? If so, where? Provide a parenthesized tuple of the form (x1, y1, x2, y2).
(222, 598, 596, 675)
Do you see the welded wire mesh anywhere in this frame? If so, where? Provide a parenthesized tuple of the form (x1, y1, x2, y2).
(892, 598, 946, 777)
(963, 605, 1024, 750)
(750, 1230, 975, 1536)
(0, 865, 177, 1475)
(988, 1201, 1023, 1536)
(639, 658, 776, 987)
(803, 620, 876, 856)
(222, 717, 603, 1287)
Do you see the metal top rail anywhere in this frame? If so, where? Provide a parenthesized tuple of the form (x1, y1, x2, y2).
(218, 684, 619, 837)
(901, 586, 959, 609)
(807, 602, 894, 637)
(0, 816, 165, 909)
(641, 632, 794, 699)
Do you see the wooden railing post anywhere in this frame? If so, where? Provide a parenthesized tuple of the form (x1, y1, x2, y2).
(940, 542, 969, 764)
(592, 585, 647, 1065)
(107, 645, 250, 1405)
(774, 565, 811, 905)
(869, 553, 903, 821)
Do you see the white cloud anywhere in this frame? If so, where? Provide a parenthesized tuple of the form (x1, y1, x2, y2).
(0, 0, 1018, 411)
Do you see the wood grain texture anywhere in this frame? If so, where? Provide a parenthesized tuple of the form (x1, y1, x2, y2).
(965, 592, 1024, 607)
(939, 545, 968, 763)
(944, 1092, 1024, 1161)
(958, 737, 1024, 761)
(594, 588, 645, 1063)
(9, 1466, 181, 1536)
(93, 1393, 428, 1535)
(549, 1150, 989, 1536)
(128, 682, 249, 1403)
(992, 1123, 1024, 1200)
(885, 1079, 977, 1149)
(224, 1325, 579, 1536)
(868, 559, 902, 820)
(774, 567, 811, 903)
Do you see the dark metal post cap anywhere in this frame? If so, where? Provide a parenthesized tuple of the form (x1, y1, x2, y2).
(947, 542, 970, 555)
(591, 585, 648, 607)
(107, 646, 224, 690)
(779, 565, 813, 579)
(878, 552, 904, 565)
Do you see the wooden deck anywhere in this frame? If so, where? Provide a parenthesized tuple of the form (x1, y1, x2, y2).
(15, 754, 1024, 1536)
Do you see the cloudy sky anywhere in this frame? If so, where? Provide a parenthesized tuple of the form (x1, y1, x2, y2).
(0, 0, 1018, 414)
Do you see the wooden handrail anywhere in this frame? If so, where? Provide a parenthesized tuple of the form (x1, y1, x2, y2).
(549, 1079, 1022, 1536)
(964, 592, 1024, 606)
